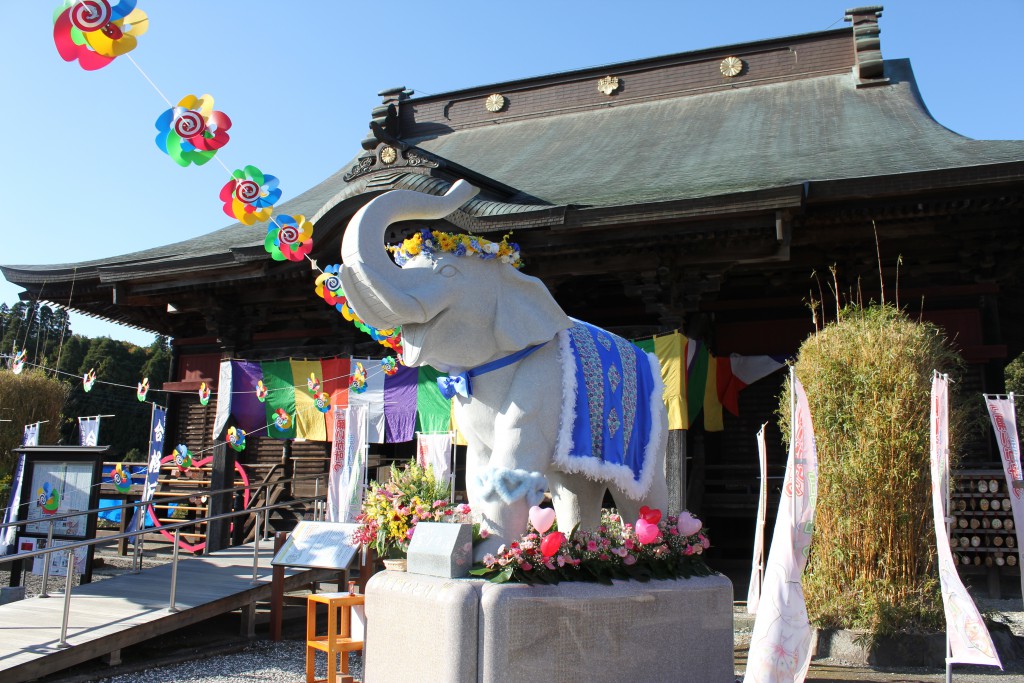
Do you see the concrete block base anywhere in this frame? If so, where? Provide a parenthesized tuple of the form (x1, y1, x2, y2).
(365, 570, 734, 683)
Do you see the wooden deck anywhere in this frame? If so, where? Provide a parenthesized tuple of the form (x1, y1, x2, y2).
(0, 542, 336, 683)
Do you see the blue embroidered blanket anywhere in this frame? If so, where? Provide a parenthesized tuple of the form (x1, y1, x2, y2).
(553, 319, 664, 499)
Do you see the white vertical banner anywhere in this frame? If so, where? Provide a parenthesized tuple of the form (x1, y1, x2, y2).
(22, 423, 40, 447)
(744, 372, 818, 683)
(78, 416, 101, 446)
(984, 394, 1024, 602)
(934, 375, 1000, 667)
(328, 404, 368, 523)
(348, 357, 386, 444)
(417, 432, 454, 485)
(747, 422, 769, 615)
(212, 360, 232, 440)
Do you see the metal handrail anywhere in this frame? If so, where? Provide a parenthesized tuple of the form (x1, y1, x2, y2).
(6, 494, 323, 564)
(5, 493, 328, 648)
(0, 473, 325, 533)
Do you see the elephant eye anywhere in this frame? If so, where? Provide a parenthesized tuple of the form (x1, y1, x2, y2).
(438, 264, 458, 278)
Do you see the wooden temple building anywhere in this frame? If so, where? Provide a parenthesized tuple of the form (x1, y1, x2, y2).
(4, 7, 1024, 588)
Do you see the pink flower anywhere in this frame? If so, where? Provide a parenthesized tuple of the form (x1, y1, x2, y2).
(587, 540, 598, 552)
(623, 555, 637, 566)
(684, 546, 695, 556)
(669, 527, 679, 536)
(613, 547, 628, 558)
(479, 528, 490, 539)
(599, 553, 610, 561)
(433, 499, 446, 508)
(457, 503, 471, 515)
(624, 539, 635, 551)
(544, 560, 556, 570)
(521, 561, 533, 571)
(406, 527, 416, 540)
(483, 553, 496, 566)
(701, 535, 710, 549)
(557, 555, 566, 567)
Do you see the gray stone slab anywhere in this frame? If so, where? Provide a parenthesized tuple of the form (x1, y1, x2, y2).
(407, 522, 474, 579)
(364, 572, 480, 683)
(364, 571, 733, 683)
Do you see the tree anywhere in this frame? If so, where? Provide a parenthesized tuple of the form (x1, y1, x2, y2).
(781, 304, 963, 635)
(0, 369, 69, 503)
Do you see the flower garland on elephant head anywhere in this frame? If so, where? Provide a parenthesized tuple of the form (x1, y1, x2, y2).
(388, 229, 523, 270)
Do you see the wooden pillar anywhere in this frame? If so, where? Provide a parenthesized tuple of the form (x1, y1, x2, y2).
(206, 444, 234, 554)
(666, 429, 687, 516)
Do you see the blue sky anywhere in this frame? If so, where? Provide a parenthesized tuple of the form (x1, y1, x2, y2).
(2, 1, 1021, 347)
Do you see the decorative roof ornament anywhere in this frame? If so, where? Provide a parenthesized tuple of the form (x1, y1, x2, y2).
(380, 145, 398, 164)
(597, 76, 620, 95)
(719, 57, 743, 78)
(485, 94, 506, 112)
(844, 6, 888, 84)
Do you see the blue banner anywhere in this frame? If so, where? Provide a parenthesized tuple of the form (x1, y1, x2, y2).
(1, 454, 26, 555)
(130, 406, 166, 544)
(79, 416, 101, 446)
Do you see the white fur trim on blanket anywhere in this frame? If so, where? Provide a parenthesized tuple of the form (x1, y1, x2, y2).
(552, 330, 667, 501)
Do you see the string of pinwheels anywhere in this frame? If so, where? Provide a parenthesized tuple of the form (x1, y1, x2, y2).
(51, 0, 403, 359)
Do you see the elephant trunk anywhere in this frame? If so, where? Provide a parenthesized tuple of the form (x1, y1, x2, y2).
(339, 180, 479, 330)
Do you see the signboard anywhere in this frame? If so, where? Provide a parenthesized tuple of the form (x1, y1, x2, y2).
(272, 521, 360, 570)
(13, 447, 107, 584)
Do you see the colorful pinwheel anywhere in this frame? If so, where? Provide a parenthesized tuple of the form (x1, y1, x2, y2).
(198, 382, 211, 406)
(37, 482, 61, 514)
(226, 426, 246, 452)
(313, 391, 331, 413)
(255, 379, 268, 402)
(172, 444, 193, 472)
(137, 377, 150, 401)
(10, 349, 26, 374)
(264, 215, 314, 262)
(220, 165, 281, 225)
(381, 356, 398, 376)
(83, 368, 97, 392)
(52, 0, 148, 71)
(273, 409, 292, 431)
(111, 463, 133, 493)
(314, 264, 346, 312)
(307, 372, 320, 394)
(350, 362, 367, 394)
(155, 94, 232, 167)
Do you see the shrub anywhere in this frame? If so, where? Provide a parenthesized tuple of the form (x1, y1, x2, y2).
(0, 368, 70, 482)
(780, 304, 963, 635)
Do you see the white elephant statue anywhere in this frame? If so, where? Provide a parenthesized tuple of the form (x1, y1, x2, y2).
(339, 180, 668, 559)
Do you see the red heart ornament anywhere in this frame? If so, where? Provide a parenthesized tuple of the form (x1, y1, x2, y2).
(540, 531, 566, 558)
(636, 519, 660, 545)
(638, 505, 662, 525)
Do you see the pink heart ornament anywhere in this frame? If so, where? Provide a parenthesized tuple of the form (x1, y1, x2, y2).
(529, 506, 556, 534)
(677, 511, 703, 536)
(636, 518, 660, 545)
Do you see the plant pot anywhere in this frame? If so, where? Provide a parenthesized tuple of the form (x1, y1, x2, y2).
(383, 558, 407, 572)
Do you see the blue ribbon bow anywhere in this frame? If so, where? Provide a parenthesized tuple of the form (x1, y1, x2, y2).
(437, 373, 471, 400)
(436, 342, 547, 401)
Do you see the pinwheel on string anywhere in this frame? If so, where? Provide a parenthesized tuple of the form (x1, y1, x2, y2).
(220, 165, 281, 225)
(314, 265, 346, 312)
(350, 362, 367, 394)
(307, 373, 320, 395)
(273, 409, 292, 432)
(264, 215, 314, 262)
(155, 94, 232, 167)
(83, 368, 97, 392)
(226, 426, 246, 452)
(10, 349, 26, 374)
(136, 377, 150, 401)
(111, 463, 133, 494)
(198, 382, 211, 406)
(53, 0, 149, 71)
(255, 380, 268, 403)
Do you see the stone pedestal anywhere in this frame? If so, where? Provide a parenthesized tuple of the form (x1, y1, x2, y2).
(364, 571, 734, 683)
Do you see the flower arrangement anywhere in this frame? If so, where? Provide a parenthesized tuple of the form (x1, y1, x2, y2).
(353, 462, 472, 559)
(389, 228, 523, 270)
(469, 506, 712, 585)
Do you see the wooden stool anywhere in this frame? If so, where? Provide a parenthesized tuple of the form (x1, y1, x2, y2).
(306, 592, 365, 683)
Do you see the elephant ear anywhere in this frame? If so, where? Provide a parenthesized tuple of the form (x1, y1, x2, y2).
(494, 266, 571, 352)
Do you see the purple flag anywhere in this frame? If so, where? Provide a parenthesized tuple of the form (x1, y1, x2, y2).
(384, 364, 418, 443)
(231, 360, 266, 434)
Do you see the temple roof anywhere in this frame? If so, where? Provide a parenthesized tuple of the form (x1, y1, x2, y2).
(5, 18, 1024, 303)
